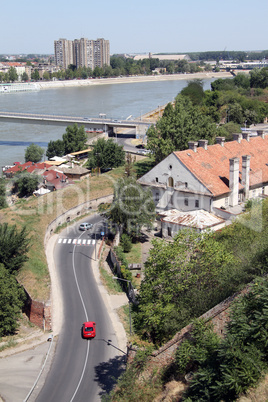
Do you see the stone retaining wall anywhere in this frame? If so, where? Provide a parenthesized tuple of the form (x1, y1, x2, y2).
(128, 284, 252, 369)
(25, 194, 113, 330)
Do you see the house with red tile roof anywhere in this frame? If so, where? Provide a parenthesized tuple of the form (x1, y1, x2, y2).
(3, 162, 50, 178)
(42, 169, 70, 190)
(3, 162, 72, 192)
(138, 132, 268, 235)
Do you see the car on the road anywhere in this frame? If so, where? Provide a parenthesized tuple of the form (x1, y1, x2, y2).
(79, 222, 93, 231)
(112, 119, 121, 123)
(82, 321, 96, 338)
(83, 117, 92, 121)
(136, 144, 145, 149)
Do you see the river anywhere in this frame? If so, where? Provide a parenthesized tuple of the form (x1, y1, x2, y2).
(0, 77, 216, 168)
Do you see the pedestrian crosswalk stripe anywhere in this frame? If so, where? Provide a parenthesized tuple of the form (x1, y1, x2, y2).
(58, 238, 95, 246)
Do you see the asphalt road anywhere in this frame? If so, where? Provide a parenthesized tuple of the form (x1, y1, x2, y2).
(36, 215, 126, 402)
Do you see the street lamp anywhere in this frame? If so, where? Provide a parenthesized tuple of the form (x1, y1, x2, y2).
(113, 276, 132, 335)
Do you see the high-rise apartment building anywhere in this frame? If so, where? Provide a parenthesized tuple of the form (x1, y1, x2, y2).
(54, 39, 74, 69)
(54, 38, 110, 70)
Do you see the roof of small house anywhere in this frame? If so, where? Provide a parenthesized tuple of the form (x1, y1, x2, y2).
(160, 209, 225, 229)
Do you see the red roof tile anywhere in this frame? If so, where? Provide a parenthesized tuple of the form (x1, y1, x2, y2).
(4, 162, 50, 175)
(174, 136, 268, 196)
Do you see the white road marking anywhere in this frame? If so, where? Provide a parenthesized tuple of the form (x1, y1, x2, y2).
(58, 238, 95, 246)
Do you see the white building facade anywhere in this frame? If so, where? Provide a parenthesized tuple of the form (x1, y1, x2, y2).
(138, 132, 268, 236)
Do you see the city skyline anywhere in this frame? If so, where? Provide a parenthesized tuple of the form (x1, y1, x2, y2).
(2, 0, 268, 55)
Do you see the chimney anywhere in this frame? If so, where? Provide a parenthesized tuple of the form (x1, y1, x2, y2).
(242, 132, 250, 142)
(229, 157, 240, 207)
(242, 155, 251, 200)
(216, 136, 225, 147)
(257, 130, 265, 139)
(188, 141, 198, 152)
(198, 139, 208, 150)
(233, 133, 242, 143)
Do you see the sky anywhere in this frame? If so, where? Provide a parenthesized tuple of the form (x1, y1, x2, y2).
(2, 0, 268, 55)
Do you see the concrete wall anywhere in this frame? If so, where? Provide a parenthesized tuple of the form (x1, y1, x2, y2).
(44, 194, 113, 247)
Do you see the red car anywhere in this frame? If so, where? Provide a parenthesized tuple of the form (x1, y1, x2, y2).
(82, 321, 96, 339)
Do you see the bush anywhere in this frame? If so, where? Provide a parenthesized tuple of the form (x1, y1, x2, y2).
(120, 234, 132, 253)
(179, 277, 268, 401)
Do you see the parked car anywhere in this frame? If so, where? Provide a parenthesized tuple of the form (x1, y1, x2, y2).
(79, 223, 93, 231)
(82, 321, 96, 338)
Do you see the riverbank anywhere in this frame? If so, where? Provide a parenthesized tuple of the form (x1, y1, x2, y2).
(38, 71, 233, 90)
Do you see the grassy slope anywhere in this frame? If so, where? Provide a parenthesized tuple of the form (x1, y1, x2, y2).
(0, 166, 126, 300)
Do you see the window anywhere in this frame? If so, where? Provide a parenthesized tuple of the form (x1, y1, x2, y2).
(168, 227, 172, 237)
(195, 200, 199, 208)
(155, 192, 159, 202)
(184, 198, 188, 206)
(168, 177, 174, 187)
(168, 164, 172, 170)
(155, 177, 159, 183)
(185, 182, 188, 189)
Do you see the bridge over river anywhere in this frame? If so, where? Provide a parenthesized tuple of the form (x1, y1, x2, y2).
(0, 111, 152, 137)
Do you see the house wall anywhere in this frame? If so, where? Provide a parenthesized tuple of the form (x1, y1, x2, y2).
(162, 220, 226, 237)
(139, 153, 211, 212)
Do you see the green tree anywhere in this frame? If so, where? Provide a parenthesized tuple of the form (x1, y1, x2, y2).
(147, 95, 217, 163)
(105, 176, 155, 238)
(180, 79, 205, 105)
(46, 139, 65, 159)
(93, 66, 103, 77)
(120, 233, 132, 253)
(8, 66, 18, 82)
(181, 277, 268, 401)
(62, 123, 87, 154)
(0, 223, 30, 274)
(133, 230, 235, 344)
(250, 67, 268, 89)
(234, 73, 250, 89)
(86, 138, 125, 171)
(228, 102, 244, 124)
(0, 179, 7, 209)
(0, 264, 26, 336)
(14, 173, 40, 198)
(25, 143, 44, 162)
(42, 71, 50, 81)
(31, 69, 40, 81)
(21, 72, 29, 82)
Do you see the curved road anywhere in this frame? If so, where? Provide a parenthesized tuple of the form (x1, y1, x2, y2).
(36, 215, 125, 401)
